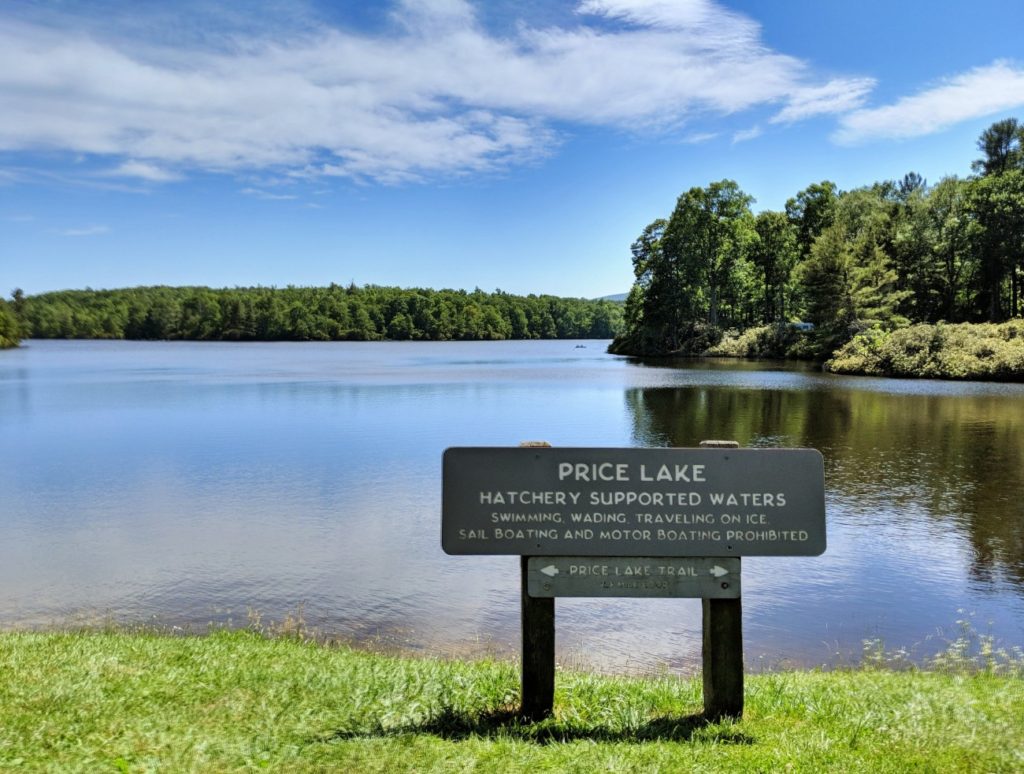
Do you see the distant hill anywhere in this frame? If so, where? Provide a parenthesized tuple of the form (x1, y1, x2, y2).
(597, 292, 628, 302)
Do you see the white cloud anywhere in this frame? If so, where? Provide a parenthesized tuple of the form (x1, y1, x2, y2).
(834, 60, 1024, 144)
(241, 187, 298, 201)
(105, 160, 183, 182)
(0, 0, 875, 183)
(682, 132, 718, 144)
(60, 225, 110, 237)
(771, 78, 875, 124)
(732, 126, 762, 144)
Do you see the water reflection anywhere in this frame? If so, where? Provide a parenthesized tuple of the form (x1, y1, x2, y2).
(624, 382, 1024, 589)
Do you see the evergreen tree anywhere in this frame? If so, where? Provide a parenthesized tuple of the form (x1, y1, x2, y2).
(972, 118, 1024, 176)
(797, 224, 858, 354)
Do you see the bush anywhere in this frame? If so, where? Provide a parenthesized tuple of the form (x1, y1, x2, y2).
(704, 324, 809, 359)
(827, 321, 1024, 380)
(609, 321, 722, 357)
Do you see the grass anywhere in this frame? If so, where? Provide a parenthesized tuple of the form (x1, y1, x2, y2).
(2, 626, 1023, 772)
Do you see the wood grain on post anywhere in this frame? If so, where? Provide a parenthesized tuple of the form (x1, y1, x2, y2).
(519, 441, 555, 721)
(699, 439, 744, 721)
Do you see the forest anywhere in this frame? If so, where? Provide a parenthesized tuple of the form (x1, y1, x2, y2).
(4, 284, 623, 343)
(610, 118, 1024, 375)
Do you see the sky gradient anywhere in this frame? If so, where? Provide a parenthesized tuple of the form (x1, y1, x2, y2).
(3, 0, 1024, 298)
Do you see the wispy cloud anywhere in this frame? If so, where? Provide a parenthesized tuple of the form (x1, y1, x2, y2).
(241, 187, 298, 201)
(59, 225, 110, 237)
(771, 79, 875, 124)
(834, 60, 1024, 144)
(732, 126, 763, 144)
(105, 160, 183, 182)
(0, 0, 875, 183)
(680, 132, 718, 144)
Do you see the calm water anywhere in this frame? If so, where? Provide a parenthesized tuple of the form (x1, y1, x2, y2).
(2, 339, 1023, 672)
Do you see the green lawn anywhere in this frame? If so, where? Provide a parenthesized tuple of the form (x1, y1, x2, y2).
(1, 629, 1022, 772)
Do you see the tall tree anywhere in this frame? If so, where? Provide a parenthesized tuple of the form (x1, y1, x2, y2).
(797, 186, 910, 352)
(972, 118, 1024, 176)
(615, 219, 681, 352)
(796, 225, 858, 354)
(662, 180, 755, 328)
(785, 181, 839, 260)
(926, 176, 973, 321)
(749, 210, 799, 324)
(889, 173, 945, 322)
(967, 169, 1024, 320)
(967, 119, 1024, 320)
(837, 186, 911, 329)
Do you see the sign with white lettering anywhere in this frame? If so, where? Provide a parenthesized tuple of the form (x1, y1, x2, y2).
(527, 557, 741, 598)
(441, 447, 826, 556)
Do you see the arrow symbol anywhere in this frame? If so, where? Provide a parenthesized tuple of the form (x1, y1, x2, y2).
(709, 565, 729, 578)
(540, 565, 559, 577)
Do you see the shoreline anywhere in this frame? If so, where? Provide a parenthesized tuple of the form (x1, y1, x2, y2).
(611, 320, 1024, 382)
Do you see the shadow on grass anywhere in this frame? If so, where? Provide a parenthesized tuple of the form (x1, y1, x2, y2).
(321, 706, 754, 745)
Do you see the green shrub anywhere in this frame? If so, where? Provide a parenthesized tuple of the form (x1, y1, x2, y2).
(704, 324, 806, 359)
(827, 321, 1024, 380)
(610, 321, 723, 356)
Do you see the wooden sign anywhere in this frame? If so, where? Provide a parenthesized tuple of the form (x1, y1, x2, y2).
(442, 446, 825, 557)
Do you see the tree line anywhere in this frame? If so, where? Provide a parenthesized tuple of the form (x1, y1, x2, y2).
(7, 284, 623, 343)
(612, 118, 1024, 358)
(0, 299, 18, 348)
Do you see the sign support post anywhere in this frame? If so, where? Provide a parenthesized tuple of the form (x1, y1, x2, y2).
(698, 440, 743, 720)
(518, 441, 555, 721)
(520, 554, 555, 720)
(702, 595, 743, 719)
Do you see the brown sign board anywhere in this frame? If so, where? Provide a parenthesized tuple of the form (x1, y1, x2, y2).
(441, 447, 826, 557)
(527, 556, 741, 598)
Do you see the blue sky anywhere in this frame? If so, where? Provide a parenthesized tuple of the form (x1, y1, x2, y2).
(2, 0, 1024, 299)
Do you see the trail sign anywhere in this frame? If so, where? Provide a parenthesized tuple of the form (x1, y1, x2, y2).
(527, 556, 741, 598)
(442, 446, 825, 557)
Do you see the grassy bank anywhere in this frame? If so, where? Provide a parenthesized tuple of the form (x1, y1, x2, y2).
(2, 630, 1023, 772)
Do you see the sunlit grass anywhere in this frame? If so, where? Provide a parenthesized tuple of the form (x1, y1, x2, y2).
(1, 627, 1022, 772)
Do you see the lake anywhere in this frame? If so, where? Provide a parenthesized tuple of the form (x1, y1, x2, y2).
(1, 339, 1022, 672)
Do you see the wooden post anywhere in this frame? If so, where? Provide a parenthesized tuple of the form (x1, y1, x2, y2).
(701, 587, 743, 720)
(518, 441, 555, 721)
(520, 555, 555, 721)
(699, 440, 744, 720)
